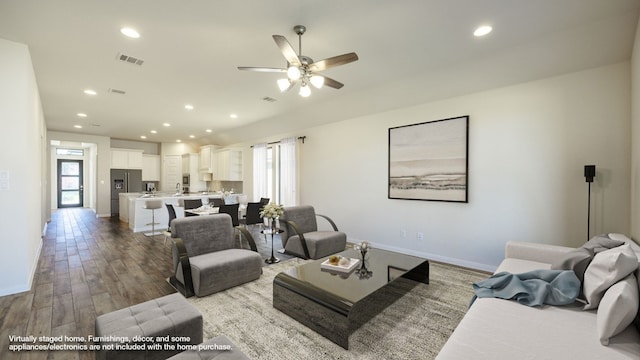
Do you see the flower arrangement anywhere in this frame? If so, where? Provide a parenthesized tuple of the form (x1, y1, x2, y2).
(355, 241, 370, 253)
(259, 202, 284, 219)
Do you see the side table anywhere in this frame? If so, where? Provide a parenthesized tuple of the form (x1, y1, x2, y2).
(261, 228, 284, 264)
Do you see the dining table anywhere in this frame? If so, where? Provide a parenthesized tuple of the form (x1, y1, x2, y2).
(184, 206, 219, 216)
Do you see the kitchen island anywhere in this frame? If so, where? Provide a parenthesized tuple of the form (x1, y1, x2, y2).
(119, 192, 241, 233)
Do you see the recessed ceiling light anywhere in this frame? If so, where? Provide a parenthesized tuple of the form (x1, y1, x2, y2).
(140, 135, 147, 139)
(120, 27, 140, 39)
(163, 123, 171, 127)
(230, 113, 238, 119)
(205, 129, 212, 133)
(150, 130, 157, 134)
(185, 104, 194, 110)
(189, 135, 195, 139)
(474, 25, 493, 37)
(176, 139, 182, 143)
(77, 113, 87, 118)
(74, 125, 82, 129)
(84, 89, 97, 96)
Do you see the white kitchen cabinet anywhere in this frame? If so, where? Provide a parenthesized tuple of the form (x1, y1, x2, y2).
(182, 153, 208, 191)
(214, 148, 243, 181)
(142, 154, 160, 181)
(111, 149, 144, 169)
(199, 145, 217, 173)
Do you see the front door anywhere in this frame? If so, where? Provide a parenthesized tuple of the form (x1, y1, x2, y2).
(57, 159, 83, 208)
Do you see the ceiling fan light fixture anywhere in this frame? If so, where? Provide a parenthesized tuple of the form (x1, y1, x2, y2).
(287, 66, 301, 81)
(277, 78, 291, 92)
(299, 83, 311, 97)
(310, 75, 324, 89)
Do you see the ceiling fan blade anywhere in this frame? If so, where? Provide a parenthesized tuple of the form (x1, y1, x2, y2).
(272, 35, 301, 67)
(321, 75, 344, 89)
(237, 66, 286, 73)
(308, 52, 358, 72)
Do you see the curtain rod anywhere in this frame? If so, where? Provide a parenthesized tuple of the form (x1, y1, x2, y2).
(251, 136, 306, 148)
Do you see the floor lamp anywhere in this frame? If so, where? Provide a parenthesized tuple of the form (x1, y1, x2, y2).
(584, 165, 596, 241)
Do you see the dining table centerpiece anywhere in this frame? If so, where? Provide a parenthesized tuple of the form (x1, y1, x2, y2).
(259, 202, 284, 231)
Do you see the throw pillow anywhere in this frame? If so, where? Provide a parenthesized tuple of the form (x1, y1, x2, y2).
(551, 235, 624, 281)
(597, 273, 639, 345)
(583, 244, 638, 310)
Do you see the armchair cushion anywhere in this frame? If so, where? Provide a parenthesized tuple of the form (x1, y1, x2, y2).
(176, 249, 262, 296)
(286, 231, 347, 260)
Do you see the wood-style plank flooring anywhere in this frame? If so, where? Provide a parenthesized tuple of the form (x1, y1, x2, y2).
(0, 208, 290, 360)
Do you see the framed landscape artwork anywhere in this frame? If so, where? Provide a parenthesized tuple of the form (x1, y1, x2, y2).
(388, 115, 469, 202)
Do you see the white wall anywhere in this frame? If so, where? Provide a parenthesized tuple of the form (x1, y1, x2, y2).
(0, 39, 46, 295)
(631, 16, 640, 242)
(292, 63, 631, 271)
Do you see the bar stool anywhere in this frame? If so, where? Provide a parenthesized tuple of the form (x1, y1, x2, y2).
(143, 199, 164, 238)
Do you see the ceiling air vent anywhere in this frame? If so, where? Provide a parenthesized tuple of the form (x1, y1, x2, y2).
(108, 88, 126, 95)
(116, 52, 144, 66)
(262, 96, 277, 102)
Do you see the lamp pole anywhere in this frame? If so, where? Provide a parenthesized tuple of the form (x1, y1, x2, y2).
(584, 165, 596, 241)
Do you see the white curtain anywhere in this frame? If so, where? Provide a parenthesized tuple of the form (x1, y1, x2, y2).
(252, 142, 268, 202)
(279, 136, 298, 206)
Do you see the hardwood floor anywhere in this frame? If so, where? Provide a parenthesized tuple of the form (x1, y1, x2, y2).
(0, 208, 291, 360)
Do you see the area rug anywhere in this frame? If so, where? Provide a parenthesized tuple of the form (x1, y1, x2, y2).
(187, 258, 488, 360)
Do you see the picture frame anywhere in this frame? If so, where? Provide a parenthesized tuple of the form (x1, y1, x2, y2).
(388, 115, 469, 202)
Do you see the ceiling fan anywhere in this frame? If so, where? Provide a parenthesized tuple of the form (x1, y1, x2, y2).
(238, 25, 359, 97)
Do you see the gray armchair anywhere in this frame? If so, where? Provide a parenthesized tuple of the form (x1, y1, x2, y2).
(169, 214, 262, 297)
(281, 205, 347, 259)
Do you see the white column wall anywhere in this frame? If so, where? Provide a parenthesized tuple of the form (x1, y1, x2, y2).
(0, 38, 46, 295)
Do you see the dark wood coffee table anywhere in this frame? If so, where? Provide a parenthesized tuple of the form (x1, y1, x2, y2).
(272, 247, 429, 349)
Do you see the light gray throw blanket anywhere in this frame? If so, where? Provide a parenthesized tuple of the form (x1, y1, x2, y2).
(471, 270, 580, 307)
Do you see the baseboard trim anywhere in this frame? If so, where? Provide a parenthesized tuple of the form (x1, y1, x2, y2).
(0, 236, 43, 297)
(348, 238, 497, 273)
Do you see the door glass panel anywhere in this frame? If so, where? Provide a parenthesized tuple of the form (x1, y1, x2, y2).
(61, 177, 79, 190)
(61, 191, 80, 205)
(61, 162, 79, 175)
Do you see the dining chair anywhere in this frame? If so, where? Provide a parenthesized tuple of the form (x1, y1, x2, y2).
(241, 202, 263, 230)
(218, 203, 240, 227)
(183, 199, 203, 217)
(208, 198, 224, 207)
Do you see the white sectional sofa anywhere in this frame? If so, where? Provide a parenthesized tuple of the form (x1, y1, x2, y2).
(437, 234, 640, 360)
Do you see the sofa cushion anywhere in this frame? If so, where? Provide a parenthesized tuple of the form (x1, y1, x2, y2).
(597, 273, 640, 345)
(583, 244, 638, 310)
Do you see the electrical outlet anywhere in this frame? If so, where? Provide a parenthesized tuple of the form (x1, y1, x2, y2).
(417, 232, 424, 241)
(401, 229, 407, 238)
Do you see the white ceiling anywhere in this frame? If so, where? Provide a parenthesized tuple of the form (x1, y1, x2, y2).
(1, 0, 639, 146)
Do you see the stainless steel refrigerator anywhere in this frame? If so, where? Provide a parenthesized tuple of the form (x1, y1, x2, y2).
(110, 169, 142, 216)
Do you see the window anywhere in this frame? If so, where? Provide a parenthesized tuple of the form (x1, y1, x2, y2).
(56, 148, 84, 156)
